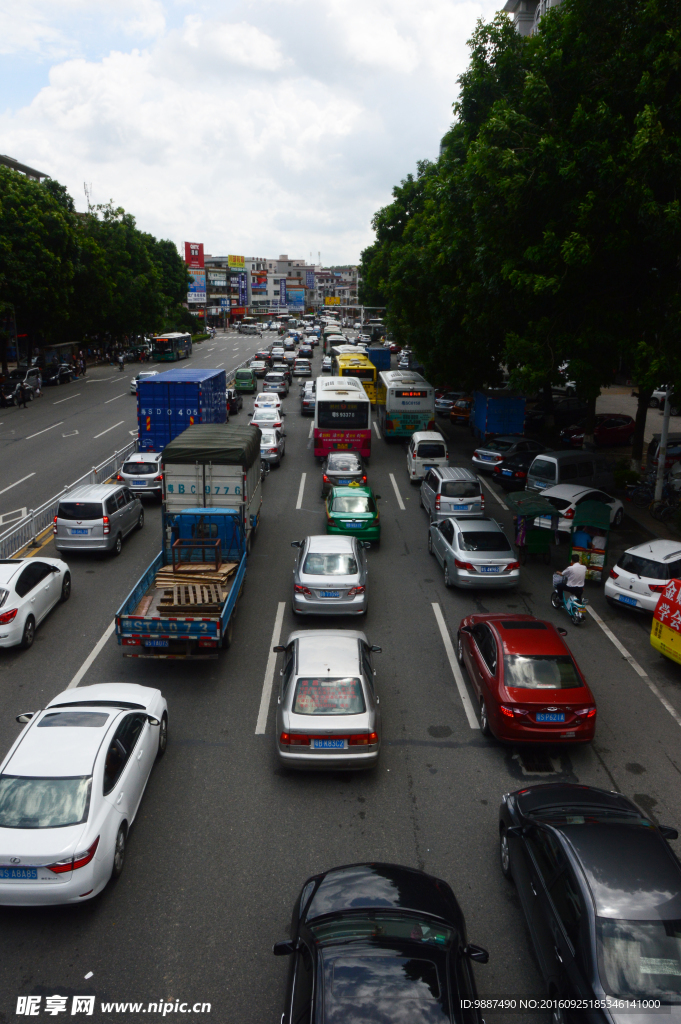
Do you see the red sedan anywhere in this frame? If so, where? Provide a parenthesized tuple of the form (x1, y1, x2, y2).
(560, 414, 635, 447)
(457, 613, 596, 743)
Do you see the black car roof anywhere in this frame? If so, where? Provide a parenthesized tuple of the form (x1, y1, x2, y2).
(514, 783, 633, 817)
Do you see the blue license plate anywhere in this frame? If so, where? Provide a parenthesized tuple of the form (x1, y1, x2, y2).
(145, 639, 169, 648)
(312, 738, 346, 749)
(344, 521, 362, 528)
(320, 591, 340, 598)
(0, 867, 37, 879)
(618, 594, 638, 606)
(70, 528, 88, 535)
(502, 469, 513, 476)
(536, 713, 565, 722)
(132, 480, 147, 486)
(481, 454, 493, 461)
(337, 479, 350, 485)
(480, 566, 500, 573)
(455, 505, 470, 511)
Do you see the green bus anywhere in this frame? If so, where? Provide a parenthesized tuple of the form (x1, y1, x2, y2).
(152, 333, 192, 362)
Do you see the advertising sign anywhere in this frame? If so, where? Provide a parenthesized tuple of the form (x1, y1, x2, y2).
(228, 255, 245, 270)
(288, 287, 305, 309)
(187, 270, 206, 303)
(280, 279, 287, 307)
(325, 296, 341, 306)
(208, 272, 227, 286)
(251, 272, 267, 294)
(651, 578, 681, 665)
(184, 242, 204, 269)
(238, 273, 247, 306)
(306, 270, 315, 289)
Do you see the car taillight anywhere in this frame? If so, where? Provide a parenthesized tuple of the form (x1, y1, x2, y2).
(199, 638, 218, 647)
(349, 732, 378, 745)
(0, 608, 18, 625)
(155, 473, 163, 481)
(53, 515, 57, 534)
(116, 474, 123, 481)
(494, 454, 503, 461)
(514, 470, 526, 478)
(48, 836, 99, 874)
(323, 475, 329, 482)
(609, 569, 619, 579)
(575, 707, 597, 718)
(347, 586, 366, 597)
(454, 559, 476, 571)
(563, 508, 575, 519)
(435, 495, 441, 510)
(362, 475, 367, 483)
(280, 733, 310, 746)
(504, 562, 520, 571)
(294, 585, 312, 596)
(649, 583, 666, 593)
(268, 448, 278, 454)
(103, 515, 110, 535)
(499, 705, 514, 718)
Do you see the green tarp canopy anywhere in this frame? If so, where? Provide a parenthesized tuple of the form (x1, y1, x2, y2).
(572, 500, 611, 530)
(162, 424, 261, 469)
(505, 491, 557, 518)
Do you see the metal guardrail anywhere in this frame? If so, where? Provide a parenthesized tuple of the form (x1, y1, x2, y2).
(0, 438, 139, 559)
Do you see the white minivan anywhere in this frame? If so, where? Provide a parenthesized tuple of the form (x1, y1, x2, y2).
(407, 430, 448, 484)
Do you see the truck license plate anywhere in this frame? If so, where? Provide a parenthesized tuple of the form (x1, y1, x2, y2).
(144, 639, 169, 648)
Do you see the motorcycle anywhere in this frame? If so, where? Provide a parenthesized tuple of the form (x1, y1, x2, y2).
(551, 573, 587, 625)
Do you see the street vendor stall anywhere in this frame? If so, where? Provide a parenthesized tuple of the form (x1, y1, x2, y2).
(651, 578, 681, 665)
(506, 491, 558, 565)
(569, 501, 610, 582)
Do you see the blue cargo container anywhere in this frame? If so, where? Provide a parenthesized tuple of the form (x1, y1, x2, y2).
(365, 346, 391, 372)
(472, 390, 526, 440)
(137, 368, 227, 452)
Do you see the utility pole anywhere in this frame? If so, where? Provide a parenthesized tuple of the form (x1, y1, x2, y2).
(654, 387, 674, 501)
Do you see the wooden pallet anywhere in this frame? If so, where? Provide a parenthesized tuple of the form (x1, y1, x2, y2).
(154, 562, 238, 589)
(159, 584, 224, 611)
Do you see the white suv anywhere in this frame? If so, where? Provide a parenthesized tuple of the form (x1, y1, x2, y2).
(604, 540, 681, 612)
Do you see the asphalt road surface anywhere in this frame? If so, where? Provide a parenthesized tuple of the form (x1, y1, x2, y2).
(1, 333, 681, 1023)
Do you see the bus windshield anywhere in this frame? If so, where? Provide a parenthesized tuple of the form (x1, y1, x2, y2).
(317, 402, 369, 430)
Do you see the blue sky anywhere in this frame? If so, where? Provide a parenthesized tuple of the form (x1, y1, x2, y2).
(0, 0, 501, 262)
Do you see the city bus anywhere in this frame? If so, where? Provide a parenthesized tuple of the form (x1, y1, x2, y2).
(314, 377, 372, 459)
(152, 333, 192, 362)
(377, 370, 435, 439)
(332, 352, 385, 406)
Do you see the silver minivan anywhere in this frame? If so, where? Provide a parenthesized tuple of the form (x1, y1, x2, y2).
(526, 451, 615, 493)
(420, 467, 484, 521)
(54, 484, 143, 556)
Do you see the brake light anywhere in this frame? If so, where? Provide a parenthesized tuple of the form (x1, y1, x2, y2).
(349, 732, 379, 745)
(563, 508, 575, 519)
(103, 515, 110, 535)
(294, 585, 312, 596)
(500, 705, 514, 718)
(154, 473, 163, 482)
(575, 707, 597, 718)
(48, 836, 100, 874)
(609, 569, 619, 579)
(198, 638, 218, 647)
(323, 475, 329, 483)
(116, 474, 123, 481)
(280, 733, 310, 746)
(268, 448, 278, 454)
(347, 586, 366, 597)
(53, 515, 57, 534)
(0, 608, 18, 625)
(454, 559, 476, 571)
(514, 470, 527, 478)
(504, 562, 520, 571)
(435, 495, 441, 510)
(494, 454, 503, 461)
(473, 450, 481, 459)
(122, 638, 141, 646)
(649, 583, 666, 593)
(362, 476, 367, 483)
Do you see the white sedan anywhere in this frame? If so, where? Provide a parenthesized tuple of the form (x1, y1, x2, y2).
(0, 557, 71, 649)
(537, 484, 625, 531)
(0, 683, 167, 905)
(250, 407, 284, 431)
(129, 369, 159, 395)
(253, 393, 282, 410)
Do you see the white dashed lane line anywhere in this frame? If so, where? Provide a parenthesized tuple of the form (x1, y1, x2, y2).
(389, 473, 405, 511)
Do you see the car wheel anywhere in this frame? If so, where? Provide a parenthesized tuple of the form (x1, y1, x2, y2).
(157, 712, 168, 757)
(457, 634, 465, 664)
(444, 563, 452, 588)
(60, 572, 71, 602)
(480, 700, 492, 737)
(613, 507, 624, 528)
(649, 397, 659, 409)
(671, 405, 680, 418)
(136, 509, 144, 530)
(500, 828, 513, 880)
(428, 532, 434, 555)
(112, 534, 123, 557)
(112, 825, 127, 879)
(20, 615, 35, 650)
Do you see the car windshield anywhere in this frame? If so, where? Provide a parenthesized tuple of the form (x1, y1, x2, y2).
(619, 552, 681, 580)
(454, 400, 471, 409)
(310, 914, 454, 947)
(38, 712, 109, 728)
(597, 918, 681, 1002)
(122, 462, 157, 475)
(441, 481, 480, 498)
(57, 502, 103, 521)
(417, 444, 445, 459)
(482, 440, 514, 452)
(255, 410, 278, 420)
(0, 776, 92, 828)
(460, 531, 512, 552)
(303, 553, 358, 576)
(331, 496, 376, 514)
(546, 497, 572, 511)
(530, 459, 557, 482)
(328, 456, 361, 473)
(292, 678, 365, 715)
(260, 432, 277, 445)
(504, 654, 583, 689)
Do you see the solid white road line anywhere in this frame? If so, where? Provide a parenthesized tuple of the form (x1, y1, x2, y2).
(308, 421, 314, 438)
(255, 602, 286, 734)
(53, 393, 81, 405)
(373, 421, 381, 440)
(431, 604, 480, 729)
(67, 620, 116, 689)
(104, 393, 126, 404)
(478, 476, 508, 511)
(587, 605, 681, 728)
(0, 473, 35, 497)
(25, 421, 64, 441)
(296, 473, 306, 509)
(93, 420, 125, 439)
(389, 473, 405, 510)
(216, 362, 225, 368)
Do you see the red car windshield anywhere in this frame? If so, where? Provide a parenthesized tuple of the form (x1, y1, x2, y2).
(504, 655, 582, 689)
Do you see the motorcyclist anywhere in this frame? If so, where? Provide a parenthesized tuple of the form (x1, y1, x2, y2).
(118, 352, 125, 372)
(556, 554, 586, 601)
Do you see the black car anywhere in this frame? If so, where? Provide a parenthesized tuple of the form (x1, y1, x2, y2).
(500, 783, 681, 1013)
(274, 862, 488, 1024)
(525, 398, 588, 432)
(43, 362, 74, 386)
(491, 451, 541, 491)
(472, 436, 547, 473)
(226, 387, 243, 415)
(321, 451, 367, 497)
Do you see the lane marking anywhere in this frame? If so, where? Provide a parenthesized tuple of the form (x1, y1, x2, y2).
(296, 473, 306, 509)
(308, 421, 314, 438)
(67, 620, 116, 689)
(373, 421, 381, 440)
(216, 362, 225, 368)
(104, 393, 126, 404)
(255, 602, 286, 734)
(62, 430, 79, 437)
(25, 422, 64, 441)
(53, 393, 81, 405)
(389, 473, 405, 510)
(431, 603, 479, 729)
(110, 375, 127, 382)
(93, 420, 125, 439)
(587, 605, 681, 728)
(0, 473, 36, 497)
(478, 476, 508, 511)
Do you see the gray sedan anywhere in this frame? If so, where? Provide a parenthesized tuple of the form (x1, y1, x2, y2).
(428, 516, 520, 589)
(260, 428, 286, 466)
(291, 536, 369, 615)
(274, 629, 381, 770)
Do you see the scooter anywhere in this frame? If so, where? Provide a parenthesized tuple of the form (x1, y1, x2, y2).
(551, 574, 587, 626)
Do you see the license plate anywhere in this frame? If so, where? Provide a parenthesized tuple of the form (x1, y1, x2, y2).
(320, 591, 340, 598)
(424, 465, 436, 470)
(144, 639, 169, 648)
(618, 594, 638, 606)
(70, 528, 88, 535)
(0, 867, 37, 879)
(337, 479, 350, 485)
(536, 713, 565, 722)
(132, 480, 147, 486)
(311, 738, 347, 749)
(502, 469, 513, 476)
(344, 521, 362, 528)
(455, 505, 470, 511)
(480, 566, 500, 573)
(481, 454, 493, 461)
(336, 444, 349, 449)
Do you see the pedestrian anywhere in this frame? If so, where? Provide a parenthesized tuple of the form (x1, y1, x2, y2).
(35, 372, 42, 397)
(118, 352, 125, 372)
(80, 357, 86, 376)
(17, 381, 28, 408)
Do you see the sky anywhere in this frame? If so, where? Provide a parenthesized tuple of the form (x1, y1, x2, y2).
(0, 0, 501, 264)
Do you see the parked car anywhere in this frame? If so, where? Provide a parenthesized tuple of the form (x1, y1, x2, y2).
(526, 450, 615, 492)
(525, 397, 588, 432)
(472, 437, 547, 473)
(491, 451, 539, 491)
(435, 391, 465, 416)
(0, 557, 71, 650)
(560, 414, 636, 448)
(499, 782, 681, 1008)
(536, 484, 624, 531)
(449, 396, 474, 426)
(53, 484, 144, 557)
(457, 613, 597, 742)
(420, 467, 484, 520)
(226, 387, 243, 415)
(43, 362, 74, 386)
(130, 369, 160, 395)
(116, 453, 163, 499)
(321, 452, 367, 497)
(649, 383, 673, 408)
(5, 366, 41, 400)
(259, 428, 285, 467)
(604, 539, 681, 612)
(291, 535, 369, 616)
(326, 485, 381, 546)
(263, 372, 289, 397)
(273, 862, 488, 1022)
(429, 516, 519, 589)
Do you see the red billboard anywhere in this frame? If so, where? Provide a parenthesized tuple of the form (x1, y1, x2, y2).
(184, 242, 204, 269)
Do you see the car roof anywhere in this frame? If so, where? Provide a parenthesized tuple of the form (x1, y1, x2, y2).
(5, 708, 118, 777)
(623, 539, 681, 562)
(540, 485, 596, 500)
(307, 535, 355, 554)
(0, 559, 31, 585)
(450, 517, 501, 533)
(124, 453, 161, 462)
(289, 631, 366, 676)
(305, 863, 459, 924)
(479, 614, 567, 655)
(412, 431, 445, 442)
(477, 435, 523, 445)
(59, 484, 121, 502)
(433, 467, 477, 482)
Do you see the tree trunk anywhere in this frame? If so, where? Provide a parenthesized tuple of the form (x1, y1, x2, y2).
(542, 380, 555, 429)
(0, 334, 8, 378)
(582, 395, 598, 448)
(630, 386, 652, 473)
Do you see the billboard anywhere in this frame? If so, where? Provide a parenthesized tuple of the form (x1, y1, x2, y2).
(228, 255, 245, 270)
(288, 287, 305, 309)
(280, 279, 287, 306)
(188, 270, 206, 303)
(238, 273, 247, 306)
(324, 296, 341, 305)
(184, 242, 204, 269)
(306, 270, 315, 289)
(208, 272, 227, 286)
(251, 272, 267, 294)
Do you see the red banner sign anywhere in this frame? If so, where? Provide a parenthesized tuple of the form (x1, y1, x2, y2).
(184, 242, 204, 269)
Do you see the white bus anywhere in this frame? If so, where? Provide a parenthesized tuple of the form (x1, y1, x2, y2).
(314, 377, 372, 459)
(378, 370, 435, 439)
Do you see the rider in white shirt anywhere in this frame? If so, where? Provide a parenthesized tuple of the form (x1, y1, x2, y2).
(557, 555, 586, 599)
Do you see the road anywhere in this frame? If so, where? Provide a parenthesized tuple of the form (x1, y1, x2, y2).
(1, 333, 681, 1022)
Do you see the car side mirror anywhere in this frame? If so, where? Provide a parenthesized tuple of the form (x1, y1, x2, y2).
(659, 825, 679, 840)
(273, 645, 286, 653)
(16, 712, 35, 724)
(50, 565, 60, 573)
(361, 541, 371, 549)
(370, 645, 382, 653)
(460, 625, 472, 635)
(464, 943, 489, 964)
(557, 627, 568, 636)
(272, 940, 295, 956)
(147, 716, 160, 727)
(505, 825, 527, 838)
(291, 541, 303, 548)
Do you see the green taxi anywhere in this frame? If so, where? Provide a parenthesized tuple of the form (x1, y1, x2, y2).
(326, 484, 381, 545)
(234, 367, 257, 394)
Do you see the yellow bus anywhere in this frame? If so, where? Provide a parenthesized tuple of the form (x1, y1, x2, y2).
(332, 352, 386, 406)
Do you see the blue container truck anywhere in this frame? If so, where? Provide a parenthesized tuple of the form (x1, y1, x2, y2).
(471, 390, 526, 440)
(137, 367, 227, 453)
(365, 346, 391, 372)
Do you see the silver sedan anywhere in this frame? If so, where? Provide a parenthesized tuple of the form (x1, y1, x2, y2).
(291, 535, 369, 615)
(274, 629, 381, 770)
(428, 516, 520, 589)
(260, 428, 286, 466)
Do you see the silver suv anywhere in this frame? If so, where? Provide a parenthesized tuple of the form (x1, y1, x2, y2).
(54, 484, 144, 556)
(420, 467, 484, 521)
